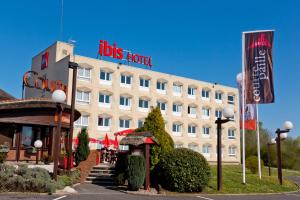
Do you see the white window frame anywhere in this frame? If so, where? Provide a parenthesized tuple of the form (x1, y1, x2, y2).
(76, 90, 90, 105)
(188, 125, 197, 137)
(202, 144, 211, 157)
(172, 103, 182, 116)
(139, 78, 150, 91)
(215, 110, 222, 119)
(119, 119, 131, 129)
(188, 143, 199, 152)
(174, 143, 183, 148)
(215, 92, 222, 103)
(156, 81, 166, 94)
(138, 119, 144, 128)
(228, 129, 236, 139)
(188, 87, 196, 98)
(157, 101, 167, 114)
(202, 127, 210, 138)
(202, 107, 210, 119)
(138, 99, 150, 112)
(228, 95, 235, 104)
(119, 96, 131, 110)
(202, 89, 210, 100)
(75, 115, 89, 127)
(100, 70, 112, 85)
(172, 123, 182, 136)
(172, 84, 182, 96)
(98, 93, 111, 108)
(77, 67, 91, 81)
(120, 74, 132, 88)
(228, 146, 237, 156)
(98, 116, 111, 131)
(188, 106, 197, 118)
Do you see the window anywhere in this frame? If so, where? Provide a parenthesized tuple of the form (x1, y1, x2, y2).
(202, 107, 210, 117)
(215, 110, 222, 118)
(77, 67, 91, 80)
(188, 106, 197, 115)
(120, 74, 132, 85)
(98, 117, 111, 127)
(138, 120, 144, 128)
(228, 129, 236, 139)
(228, 95, 235, 104)
(172, 123, 182, 132)
(99, 93, 111, 104)
(75, 115, 89, 127)
(156, 81, 166, 90)
(188, 143, 198, 152)
(140, 78, 150, 88)
(174, 143, 183, 148)
(228, 146, 236, 156)
(202, 145, 211, 154)
(188, 87, 196, 96)
(173, 84, 182, 94)
(100, 70, 112, 81)
(203, 127, 210, 136)
(188, 125, 196, 134)
(173, 103, 182, 114)
(139, 99, 149, 109)
(157, 101, 167, 111)
(119, 119, 130, 129)
(120, 96, 131, 106)
(202, 89, 210, 98)
(215, 92, 222, 100)
(76, 90, 90, 104)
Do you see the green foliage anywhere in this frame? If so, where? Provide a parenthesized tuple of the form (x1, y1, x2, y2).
(245, 122, 300, 171)
(137, 107, 174, 168)
(0, 152, 7, 163)
(56, 175, 72, 190)
(75, 128, 90, 165)
(156, 148, 211, 192)
(41, 155, 53, 164)
(128, 155, 146, 191)
(0, 164, 56, 193)
(70, 169, 81, 184)
(246, 156, 264, 174)
(115, 153, 127, 185)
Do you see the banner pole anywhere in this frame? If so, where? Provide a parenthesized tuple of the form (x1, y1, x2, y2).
(256, 104, 262, 179)
(242, 32, 246, 184)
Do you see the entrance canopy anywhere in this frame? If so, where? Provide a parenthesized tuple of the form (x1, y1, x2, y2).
(119, 131, 157, 146)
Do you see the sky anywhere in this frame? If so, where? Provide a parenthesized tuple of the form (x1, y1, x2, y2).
(0, 0, 299, 137)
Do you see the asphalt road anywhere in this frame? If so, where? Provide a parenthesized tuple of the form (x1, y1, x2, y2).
(0, 182, 299, 200)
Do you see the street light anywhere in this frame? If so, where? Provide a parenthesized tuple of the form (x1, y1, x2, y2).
(215, 106, 234, 190)
(275, 121, 293, 185)
(52, 89, 66, 181)
(267, 138, 276, 176)
(34, 139, 43, 164)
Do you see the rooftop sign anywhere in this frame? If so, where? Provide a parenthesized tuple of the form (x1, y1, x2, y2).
(98, 40, 152, 68)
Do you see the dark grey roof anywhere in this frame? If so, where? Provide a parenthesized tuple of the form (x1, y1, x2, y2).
(0, 89, 15, 101)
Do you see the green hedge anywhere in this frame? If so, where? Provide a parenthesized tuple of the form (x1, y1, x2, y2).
(155, 148, 211, 192)
(246, 156, 264, 174)
(128, 155, 145, 191)
(115, 153, 127, 185)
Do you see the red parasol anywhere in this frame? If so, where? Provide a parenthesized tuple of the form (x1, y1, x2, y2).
(114, 129, 135, 136)
(72, 138, 79, 145)
(89, 138, 98, 143)
(103, 133, 110, 148)
(114, 135, 119, 149)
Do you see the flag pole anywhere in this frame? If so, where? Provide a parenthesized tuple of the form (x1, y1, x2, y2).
(256, 104, 262, 179)
(242, 32, 246, 184)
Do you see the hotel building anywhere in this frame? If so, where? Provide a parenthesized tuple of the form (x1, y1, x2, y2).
(25, 41, 240, 164)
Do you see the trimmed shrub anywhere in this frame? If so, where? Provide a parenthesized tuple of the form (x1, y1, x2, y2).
(128, 155, 146, 191)
(156, 148, 211, 192)
(137, 107, 174, 169)
(70, 169, 81, 184)
(75, 128, 90, 165)
(115, 153, 127, 185)
(57, 175, 72, 190)
(246, 156, 264, 174)
(0, 152, 7, 163)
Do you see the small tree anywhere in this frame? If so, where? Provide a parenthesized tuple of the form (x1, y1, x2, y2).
(75, 128, 90, 165)
(137, 107, 174, 168)
(128, 155, 145, 191)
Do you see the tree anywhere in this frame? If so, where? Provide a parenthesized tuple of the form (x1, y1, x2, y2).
(75, 128, 90, 165)
(137, 106, 174, 168)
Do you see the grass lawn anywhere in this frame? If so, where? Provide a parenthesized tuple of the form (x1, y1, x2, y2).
(203, 165, 299, 194)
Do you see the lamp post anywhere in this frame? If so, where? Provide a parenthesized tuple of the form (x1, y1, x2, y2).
(34, 139, 43, 164)
(267, 138, 276, 176)
(52, 89, 66, 181)
(275, 121, 293, 185)
(215, 107, 234, 191)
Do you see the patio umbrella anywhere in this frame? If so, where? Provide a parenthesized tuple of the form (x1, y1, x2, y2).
(72, 138, 79, 145)
(89, 138, 98, 143)
(103, 133, 110, 148)
(114, 135, 119, 149)
(114, 129, 135, 136)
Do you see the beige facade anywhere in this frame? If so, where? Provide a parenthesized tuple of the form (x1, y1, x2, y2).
(26, 41, 240, 164)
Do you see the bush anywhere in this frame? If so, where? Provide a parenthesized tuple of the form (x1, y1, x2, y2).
(128, 155, 146, 191)
(75, 128, 90, 165)
(246, 156, 264, 174)
(57, 175, 72, 190)
(115, 153, 127, 185)
(137, 107, 174, 169)
(156, 148, 211, 192)
(0, 152, 7, 163)
(70, 169, 81, 184)
(0, 164, 55, 194)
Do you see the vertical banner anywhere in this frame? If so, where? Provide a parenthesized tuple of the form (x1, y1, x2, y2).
(237, 73, 257, 131)
(41, 51, 49, 70)
(244, 31, 275, 104)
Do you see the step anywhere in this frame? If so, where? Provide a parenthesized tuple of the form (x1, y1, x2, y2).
(85, 176, 115, 182)
(89, 169, 115, 174)
(88, 173, 116, 177)
(84, 180, 117, 186)
(92, 166, 115, 170)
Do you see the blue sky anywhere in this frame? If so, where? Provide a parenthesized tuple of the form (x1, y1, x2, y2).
(0, 0, 299, 137)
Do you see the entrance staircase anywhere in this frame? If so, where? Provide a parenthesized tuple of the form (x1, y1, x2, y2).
(85, 163, 116, 186)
